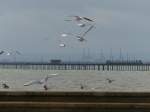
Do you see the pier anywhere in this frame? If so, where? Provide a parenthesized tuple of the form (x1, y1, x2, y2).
(0, 62, 149, 71)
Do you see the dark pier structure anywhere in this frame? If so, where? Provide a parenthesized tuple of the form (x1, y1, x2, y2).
(0, 61, 149, 71)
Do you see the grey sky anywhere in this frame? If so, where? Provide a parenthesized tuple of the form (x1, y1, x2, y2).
(0, 0, 150, 61)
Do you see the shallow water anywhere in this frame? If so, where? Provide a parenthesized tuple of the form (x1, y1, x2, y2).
(0, 69, 150, 91)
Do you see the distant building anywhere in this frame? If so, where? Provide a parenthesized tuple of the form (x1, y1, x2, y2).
(50, 59, 62, 64)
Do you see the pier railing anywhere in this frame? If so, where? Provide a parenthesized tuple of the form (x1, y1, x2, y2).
(0, 62, 149, 71)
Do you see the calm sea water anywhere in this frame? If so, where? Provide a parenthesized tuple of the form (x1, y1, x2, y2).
(0, 69, 150, 91)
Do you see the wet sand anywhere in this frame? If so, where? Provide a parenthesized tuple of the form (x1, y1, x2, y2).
(0, 69, 150, 91)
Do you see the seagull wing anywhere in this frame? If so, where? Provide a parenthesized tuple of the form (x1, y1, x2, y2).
(62, 33, 83, 40)
(61, 34, 68, 37)
(64, 19, 72, 21)
(0, 51, 4, 55)
(15, 51, 21, 55)
(72, 16, 82, 21)
(59, 43, 66, 47)
(49, 73, 59, 76)
(24, 80, 42, 86)
(61, 33, 76, 38)
(40, 74, 59, 83)
(77, 23, 86, 27)
(47, 73, 59, 78)
(82, 25, 94, 37)
(83, 17, 94, 22)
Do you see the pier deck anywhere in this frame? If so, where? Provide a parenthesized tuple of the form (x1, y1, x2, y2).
(0, 62, 150, 71)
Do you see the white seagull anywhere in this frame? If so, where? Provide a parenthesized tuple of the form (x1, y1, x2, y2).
(65, 15, 82, 22)
(5, 50, 22, 56)
(61, 34, 68, 37)
(0, 51, 4, 55)
(61, 25, 95, 42)
(58, 39, 66, 47)
(59, 43, 66, 47)
(66, 15, 94, 22)
(77, 23, 86, 27)
(24, 73, 59, 90)
(65, 16, 95, 28)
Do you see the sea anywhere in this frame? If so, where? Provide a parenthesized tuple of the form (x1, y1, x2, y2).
(0, 69, 150, 92)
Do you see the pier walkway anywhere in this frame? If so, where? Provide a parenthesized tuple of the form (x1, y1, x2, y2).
(0, 62, 150, 71)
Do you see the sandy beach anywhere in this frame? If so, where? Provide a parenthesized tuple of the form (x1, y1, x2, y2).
(0, 69, 150, 92)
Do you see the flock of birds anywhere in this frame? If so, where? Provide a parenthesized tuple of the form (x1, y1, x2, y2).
(0, 50, 21, 56)
(0, 15, 103, 91)
(1, 72, 115, 91)
(59, 15, 96, 47)
(0, 16, 95, 58)
(23, 73, 58, 90)
(1, 73, 58, 90)
(0, 15, 96, 56)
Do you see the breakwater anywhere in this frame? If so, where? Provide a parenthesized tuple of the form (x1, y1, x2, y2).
(0, 91, 150, 112)
(0, 62, 149, 71)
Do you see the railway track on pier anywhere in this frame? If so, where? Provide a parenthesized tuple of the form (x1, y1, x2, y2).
(0, 91, 150, 112)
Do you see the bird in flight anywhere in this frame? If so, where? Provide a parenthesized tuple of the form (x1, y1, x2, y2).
(0, 51, 4, 55)
(24, 73, 59, 90)
(65, 15, 95, 28)
(65, 15, 94, 22)
(61, 25, 95, 42)
(59, 43, 66, 47)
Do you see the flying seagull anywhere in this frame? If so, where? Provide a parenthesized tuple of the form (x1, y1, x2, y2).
(4, 50, 22, 56)
(24, 73, 59, 90)
(65, 15, 82, 22)
(61, 33, 85, 42)
(61, 34, 68, 37)
(0, 51, 4, 55)
(66, 15, 94, 22)
(82, 17, 94, 22)
(65, 16, 95, 28)
(77, 23, 86, 27)
(61, 25, 95, 42)
(58, 39, 66, 47)
(59, 43, 66, 47)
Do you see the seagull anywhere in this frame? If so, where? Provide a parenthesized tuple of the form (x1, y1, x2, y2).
(65, 16, 95, 28)
(59, 43, 66, 47)
(61, 25, 95, 42)
(66, 15, 94, 22)
(14, 50, 22, 55)
(0, 51, 4, 55)
(4, 50, 22, 56)
(106, 78, 115, 84)
(2, 83, 9, 89)
(82, 17, 94, 22)
(61, 34, 68, 37)
(58, 39, 66, 47)
(65, 15, 82, 22)
(61, 33, 85, 42)
(24, 73, 59, 90)
(77, 23, 86, 27)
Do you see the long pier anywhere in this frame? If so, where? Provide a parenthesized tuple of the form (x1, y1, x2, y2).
(0, 62, 149, 71)
(0, 91, 150, 111)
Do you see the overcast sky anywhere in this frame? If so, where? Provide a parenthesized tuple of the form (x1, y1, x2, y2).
(0, 0, 150, 61)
